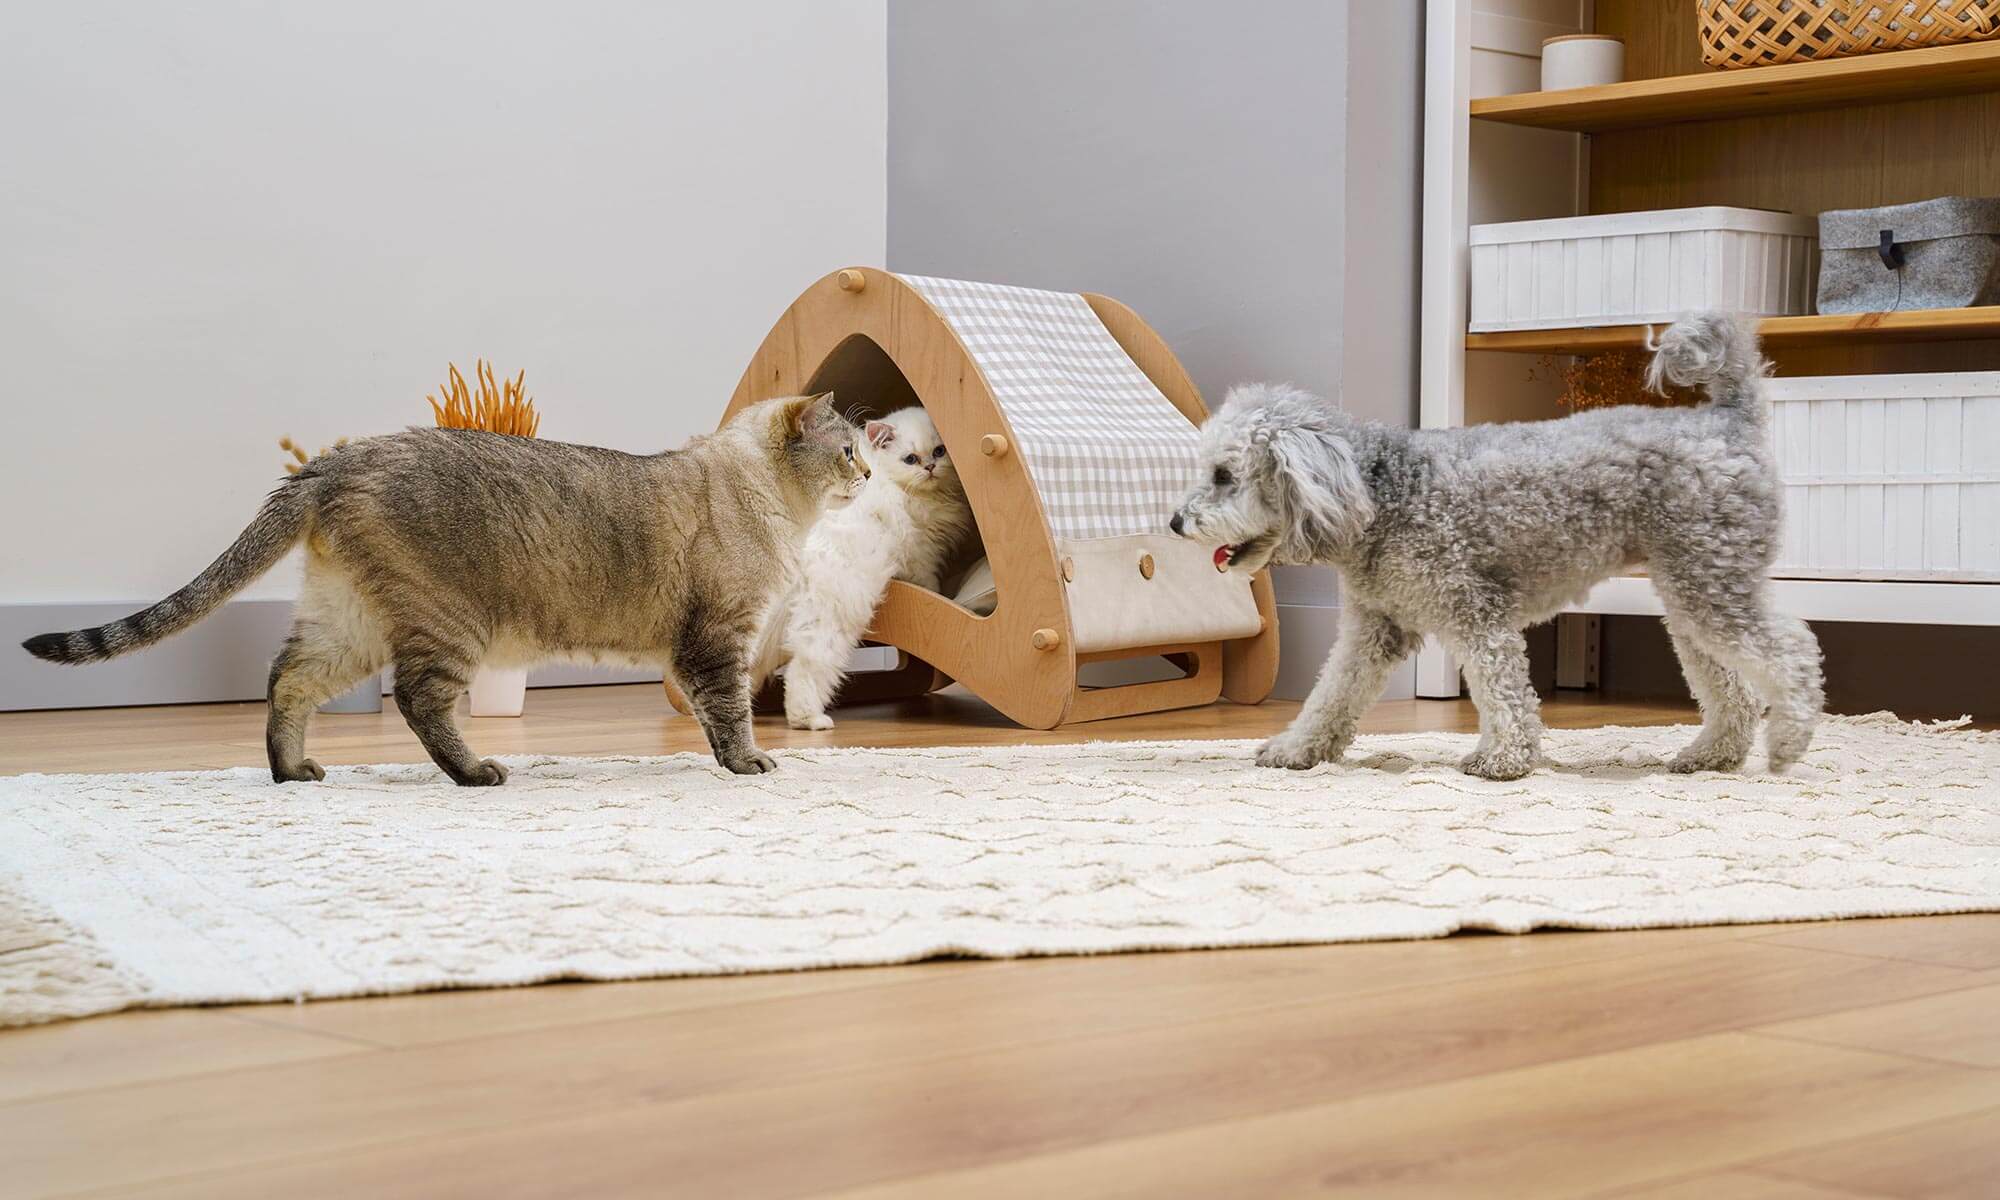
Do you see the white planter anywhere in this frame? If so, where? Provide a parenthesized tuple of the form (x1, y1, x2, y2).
(1770, 371, 2000, 582)
(1469, 206, 1817, 332)
(1541, 34, 1622, 91)
(468, 667, 529, 717)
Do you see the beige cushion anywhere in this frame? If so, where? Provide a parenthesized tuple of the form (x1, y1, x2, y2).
(1060, 535, 1262, 654)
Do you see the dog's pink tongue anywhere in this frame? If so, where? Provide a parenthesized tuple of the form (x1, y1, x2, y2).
(1213, 545, 1233, 568)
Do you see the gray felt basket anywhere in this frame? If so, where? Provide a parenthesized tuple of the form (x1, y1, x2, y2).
(1816, 196, 2000, 314)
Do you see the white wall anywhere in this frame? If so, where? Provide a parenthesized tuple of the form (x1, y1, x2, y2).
(0, 2, 886, 605)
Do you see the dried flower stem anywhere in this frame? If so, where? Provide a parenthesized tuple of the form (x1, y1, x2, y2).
(278, 435, 349, 474)
(1528, 351, 1697, 411)
(429, 360, 540, 437)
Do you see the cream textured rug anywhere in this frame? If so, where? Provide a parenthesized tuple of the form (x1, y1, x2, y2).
(3, 715, 1996, 1027)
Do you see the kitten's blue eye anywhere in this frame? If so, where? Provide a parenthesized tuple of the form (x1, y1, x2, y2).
(903, 453, 919, 465)
(843, 445, 854, 459)
(932, 447, 946, 458)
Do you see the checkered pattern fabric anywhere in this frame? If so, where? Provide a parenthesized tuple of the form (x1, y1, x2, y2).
(898, 274, 1200, 541)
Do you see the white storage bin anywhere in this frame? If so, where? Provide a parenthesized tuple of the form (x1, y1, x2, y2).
(1469, 206, 1816, 332)
(1769, 371, 2000, 582)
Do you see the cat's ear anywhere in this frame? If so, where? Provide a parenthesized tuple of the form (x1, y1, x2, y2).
(864, 420, 895, 448)
(779, 394, 817, 440)
(781, 392, 839, 440)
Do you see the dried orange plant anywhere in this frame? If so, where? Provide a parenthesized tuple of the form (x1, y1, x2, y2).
(1529, 351, 1696, 411)
(277, 435, 349, 474)
(429, 360, 540, 437)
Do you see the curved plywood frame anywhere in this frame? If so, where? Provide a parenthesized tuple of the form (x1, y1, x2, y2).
(1080, 292, 1281, 706)
(676, 267, 1279, 729)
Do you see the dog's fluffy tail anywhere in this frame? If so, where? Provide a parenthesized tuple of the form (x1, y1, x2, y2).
(1644, 312, 1770, 415)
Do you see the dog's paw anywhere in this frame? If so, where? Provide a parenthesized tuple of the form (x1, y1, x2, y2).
(788, 712, 834, 731)
(1765, 720, 1815, 774)
(1459, 746, 1533, 781)
(721, 749, 778, 775)
(1256, 733, 1337, 771)
(1669, 738, 1750, 774)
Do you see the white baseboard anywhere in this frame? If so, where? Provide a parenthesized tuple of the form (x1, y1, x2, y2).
(1, 601, 660, 712)
(8, 599, 1422, 714)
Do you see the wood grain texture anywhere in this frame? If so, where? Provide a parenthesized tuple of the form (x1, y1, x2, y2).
(1755, 1105, 2000, 1200)
(1471, 39, 2000, 132)
(1756, 979, 2000, 1066)
(1606, 1173, 1884, 1200)
(1463, 307, 2000, 354)
(0, 685, 1713, 777)
(815, 1035, 2000, 1200)
(1752, 911, 2000, 968)
(3, 691, 1993, 1199)
(0, 1009, 364, 1106)
(30, 940, 1985, 1199)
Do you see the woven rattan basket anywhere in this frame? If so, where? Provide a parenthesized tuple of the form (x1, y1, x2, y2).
(1698, 0, 2000, 69)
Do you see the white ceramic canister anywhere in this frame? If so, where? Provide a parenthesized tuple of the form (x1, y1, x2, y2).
(468, 666, 529, 717)
(1541, 34, 1623, 91)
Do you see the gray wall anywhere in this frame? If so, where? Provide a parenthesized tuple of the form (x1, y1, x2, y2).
(888, 0, 1424, 695)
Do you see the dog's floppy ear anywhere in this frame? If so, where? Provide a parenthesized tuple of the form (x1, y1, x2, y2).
(1267, 421, 1375, 560)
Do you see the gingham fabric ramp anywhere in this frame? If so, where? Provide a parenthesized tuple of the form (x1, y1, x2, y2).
(898, 274, 1262, 653)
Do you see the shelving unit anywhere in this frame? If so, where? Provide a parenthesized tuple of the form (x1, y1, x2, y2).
(1470, 39, 2000, 132)
(1416, 1, 2000, 697)
(1465, 307, 2000, 354)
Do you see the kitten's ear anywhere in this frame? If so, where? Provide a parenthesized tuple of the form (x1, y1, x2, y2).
(864, 420, 895, 448)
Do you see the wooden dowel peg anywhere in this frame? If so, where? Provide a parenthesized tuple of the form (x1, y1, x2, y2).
(1031, 628, 1061, 651)
(980, 433, 1009, 457)
(836, 269, 866, 293)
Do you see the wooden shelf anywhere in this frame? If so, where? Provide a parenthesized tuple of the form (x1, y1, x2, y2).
(1465, 307, 2000, 354)
(1471, 40, 2000, 132)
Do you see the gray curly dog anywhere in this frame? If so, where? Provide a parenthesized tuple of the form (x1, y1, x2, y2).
(1171, 313, 1824, 780)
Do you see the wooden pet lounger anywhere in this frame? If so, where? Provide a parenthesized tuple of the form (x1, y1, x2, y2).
(673, 267, 1279, 729)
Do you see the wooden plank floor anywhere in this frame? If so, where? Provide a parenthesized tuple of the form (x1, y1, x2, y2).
(1, 686, 1994, 1199)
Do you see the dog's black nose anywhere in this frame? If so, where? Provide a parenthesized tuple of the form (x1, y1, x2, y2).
(1169, 513, 1185, 536)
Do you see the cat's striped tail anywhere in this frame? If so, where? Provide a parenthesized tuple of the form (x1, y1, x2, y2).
(22, 481, 313, 665)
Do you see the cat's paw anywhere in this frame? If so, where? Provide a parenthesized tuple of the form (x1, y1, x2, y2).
(272, 758, 325, 784)
(720, 749, 778, 775)
(1256, 733, 1338, 770)
(788, 712, 834, 731)
(453, 759, 510, 787)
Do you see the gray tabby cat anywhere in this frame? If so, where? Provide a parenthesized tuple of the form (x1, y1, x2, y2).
(23, 394, 866, 784)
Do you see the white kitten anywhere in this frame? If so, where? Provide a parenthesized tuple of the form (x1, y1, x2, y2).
(753, 407, 979, 730)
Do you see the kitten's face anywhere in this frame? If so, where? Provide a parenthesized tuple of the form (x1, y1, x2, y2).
(863, 409, 954, 493)
(771, 392, 867, 505)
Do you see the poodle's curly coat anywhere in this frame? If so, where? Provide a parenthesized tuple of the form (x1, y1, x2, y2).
(1172, 313, 1824, 780)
